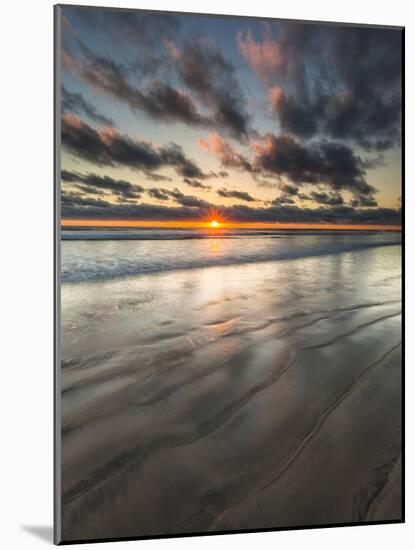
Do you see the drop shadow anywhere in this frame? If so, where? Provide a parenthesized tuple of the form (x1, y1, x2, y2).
(21, 525, 53, 544)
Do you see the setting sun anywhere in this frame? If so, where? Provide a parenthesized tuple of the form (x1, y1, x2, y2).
(210, 220, 219, 228)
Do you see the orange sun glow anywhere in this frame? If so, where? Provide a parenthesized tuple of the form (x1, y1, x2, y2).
(210, 220, 219, 228)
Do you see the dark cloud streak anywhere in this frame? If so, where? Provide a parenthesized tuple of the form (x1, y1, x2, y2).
(61, 113, 209, 179)
(217, 188, 257, 202)
(61, 85, 114, 126)
(61, 170, 144, 199)
(238, 23, 402, 151)
(62, 199, 401, 226)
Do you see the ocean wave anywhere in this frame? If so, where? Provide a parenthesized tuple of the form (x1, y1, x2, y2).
(62, 228, 400, 241)
(61, 234, 401, 284)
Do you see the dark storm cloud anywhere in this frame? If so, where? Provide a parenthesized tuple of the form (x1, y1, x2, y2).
(61, 113, 208, 179)
(160, 143, 210, 179)
(61, 197, 401, 226)
(217, 188, 257, 202)
(166, 39, 252, 140)
(308, 191, 344, 206)
(61, 190, 112, 209)
(142, 81, 208, 125)
(63, 8, 181, 76)
(73, 184, 106, 196)
(278, 182, 299, 196)
(146, 187, 210, 208)
(201, 132, 378, 204)
(325, 27, 402, 151)
(63, 17, 257, 139)
(183, 178, 212, 190)
(61, 85, 114, 126)
(61, 170, 144, 199)
(63, 34, 251, 139)
(61, 170, 79, 183)
(351, 196, 378, 207)
(268, 87, 326, 140)
(221, 204, 400, 225)
(238, 23, 402, 150)
(67, 8, 181, 48)
(144, 172, 172, 182)
(168, 188, 210, 208)
(253, 134, 377, 201)
(147, 188, 170, 201)
(272, 195, 296, 205)
(62, 46, 210, 128)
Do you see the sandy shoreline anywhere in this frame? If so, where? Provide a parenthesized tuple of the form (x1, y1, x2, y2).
(60, 245, 402, 540)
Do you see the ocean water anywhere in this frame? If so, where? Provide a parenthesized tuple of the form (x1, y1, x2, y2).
(61, 228, 401, 283)
(60, 229, 402, 539)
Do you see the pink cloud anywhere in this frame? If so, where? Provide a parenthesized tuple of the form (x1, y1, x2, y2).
(99, 126, 119, 145)
(61, 113, 83, 129)
(164, 39, 181, 60)
(61, 49, 82, 73)
(268, 86, 285, 113)
(199, 134, 253, 172)
(237, 29, 282, 86)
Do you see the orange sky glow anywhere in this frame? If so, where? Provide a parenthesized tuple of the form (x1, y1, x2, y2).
(61, 219, 401, 231)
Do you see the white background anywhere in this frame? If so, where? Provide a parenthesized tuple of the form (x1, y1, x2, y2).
(1, 0, 412, 548)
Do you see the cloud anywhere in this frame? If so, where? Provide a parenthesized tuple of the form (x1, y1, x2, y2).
(166, 39, 252, 140)
(146, 187, 210, 208)
(350, 195, 378, 207)
(199, 133, 254, 172)
(65, 8, 181, 49)
(61, 85, 114, 126)
(62, 47, 210, 128)
(253, 133, 377, 202)
(308, 191, 344, 206)
(62, 32, 252, 140)
(168, 188, 210, 208)
(139, 81, 208, 126)
(217, 188, 257, 202)
(59, 10, 400, 226)
(62, 8, 181, 77)
(144, 172, 172, 182)
(272, 195, 296, 205)
(253, 175, 277, 189)
(147, 188, 170, 201)
(61, 190, 113, 209)
(237, 26, 283, 86)
(61, 197, 401, 226)
(238, 23, 402, 150)
(278, 181, 299, 195)
(61, 170, 143, 199)
(268, 86, 324, 139)
(61, 113, 208, 179)
(183, 178, 211, 190)
(200, 132, 378, 204)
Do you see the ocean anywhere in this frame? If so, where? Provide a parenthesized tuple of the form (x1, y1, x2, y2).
(61, 228, 401, 283)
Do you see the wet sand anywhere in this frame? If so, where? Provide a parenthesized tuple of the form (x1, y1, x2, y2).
(59, 244, 402, 541)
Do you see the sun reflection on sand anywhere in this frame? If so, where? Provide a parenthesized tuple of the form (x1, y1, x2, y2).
(210, 240, 219, 254)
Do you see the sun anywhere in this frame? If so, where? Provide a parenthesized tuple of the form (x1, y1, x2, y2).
(210, 220, 219, 228)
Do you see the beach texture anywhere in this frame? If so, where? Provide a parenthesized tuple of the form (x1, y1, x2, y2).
(59, 235, 402, 541)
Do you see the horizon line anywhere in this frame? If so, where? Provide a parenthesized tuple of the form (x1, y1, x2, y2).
(61, 219, 402, 231)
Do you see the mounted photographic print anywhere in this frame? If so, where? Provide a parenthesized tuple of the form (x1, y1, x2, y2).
(54, 4, 404, 544)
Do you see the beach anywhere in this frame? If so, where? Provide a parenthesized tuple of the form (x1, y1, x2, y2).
(59, 230, 402, 541)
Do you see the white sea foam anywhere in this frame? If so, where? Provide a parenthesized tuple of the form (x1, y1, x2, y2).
(61, 229, 401, 283)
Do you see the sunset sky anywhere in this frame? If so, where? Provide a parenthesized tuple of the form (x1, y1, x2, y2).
(59, 6, 402, 228)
